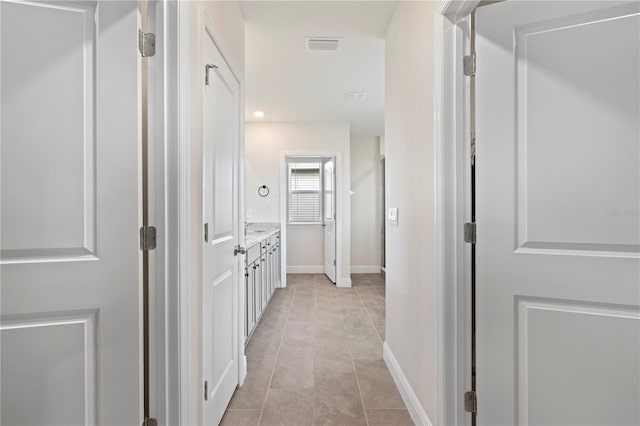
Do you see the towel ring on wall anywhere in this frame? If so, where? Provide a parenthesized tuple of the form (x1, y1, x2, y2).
(258, 185, 270, 197)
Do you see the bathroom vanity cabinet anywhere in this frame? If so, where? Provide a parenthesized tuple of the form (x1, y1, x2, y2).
(244, 230, 281, 342)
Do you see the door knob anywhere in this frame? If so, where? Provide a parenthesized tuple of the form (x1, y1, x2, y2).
(234, 245, 246, 256)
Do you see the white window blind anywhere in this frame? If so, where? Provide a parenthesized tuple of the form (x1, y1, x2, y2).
(288, 161, 322, 223)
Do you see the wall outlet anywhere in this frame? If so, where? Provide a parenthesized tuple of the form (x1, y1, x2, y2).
(388, 208, 398, 226)
(246, 209, 253, 219)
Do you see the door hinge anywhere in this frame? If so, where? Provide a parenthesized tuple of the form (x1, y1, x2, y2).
(464, 53, 476, 77)
(470, 131, 476, 166)
(464, 222, 476, 244)
(140, 226, 157, 250)
(464, 390, 477, 413)
(204, 223, 209, 243)
(333, 259, 336, 266)
(138, 30, 156, 57)
(142, 417, 158, 426)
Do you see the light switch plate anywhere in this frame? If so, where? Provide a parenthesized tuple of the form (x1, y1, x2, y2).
(388, 208, 398, 226)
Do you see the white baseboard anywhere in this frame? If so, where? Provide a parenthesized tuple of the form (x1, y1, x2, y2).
(351, 265, 381, 274)
(286, 266, 324, 274)
(337, 277, 352, 288)
(383, 342, 433, 426)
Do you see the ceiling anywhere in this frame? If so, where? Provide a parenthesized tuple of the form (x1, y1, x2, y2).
(242, 1, 397, 137)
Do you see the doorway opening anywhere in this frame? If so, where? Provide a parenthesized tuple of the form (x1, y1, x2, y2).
(285, 156, 337, 284)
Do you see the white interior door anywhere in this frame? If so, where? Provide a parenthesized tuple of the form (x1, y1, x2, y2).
(476, 2, 640, 424)
(201, 24, 241, 426)
(0, 1, 142, 424)
(323, 158, 337, 283)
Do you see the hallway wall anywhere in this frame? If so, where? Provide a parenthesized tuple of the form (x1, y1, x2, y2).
(245, 121, 352, 284)
(350, 135, 381, 273)
(384, 1, 440, 423)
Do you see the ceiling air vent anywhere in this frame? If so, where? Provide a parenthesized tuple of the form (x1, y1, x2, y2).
(344, 92, 368, 102)
(305, 37, 341, 52)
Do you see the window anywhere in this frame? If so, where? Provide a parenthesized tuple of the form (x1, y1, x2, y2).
(288, 160, 322, 224)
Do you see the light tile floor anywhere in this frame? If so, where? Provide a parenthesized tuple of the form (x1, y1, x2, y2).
(221, 273, 413, 426)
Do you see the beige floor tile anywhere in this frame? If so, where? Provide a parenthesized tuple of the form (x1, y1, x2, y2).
(220, 409, 261, 426)
(338, 296, 363, 306)
(315, 311, 344, 327)
(246, 327, 283, 360)
(292, 294, 315, 305)
(354, 359, 405, 409)
(259, 389, 314, 426)
(288, 304, 315, 322)
(314, 354, 367, 424)
(271, 341, 314, 389)
(315, 303, 342, 316)
(366, 409, 414, 426)
(314, 385, 367, 425)
(315, 294, 338, 303)
(373, 321, 386, 341)
(229, 274, 398, 425)
(365, 303, 386, 322)
(347, 327, 383, 359)
(258, 311, 288, 331)
(355, 286, 382, 296)
(282, 321, 315, 345)
(270, 356, 314, 389)
(315, 321, 347, 338)
(315, 353, 356, 380)
(228, 357, 275, 409)
(315, 334, 350, 357)
(277, 339, 314, 362)
(342, 307, 373, 329)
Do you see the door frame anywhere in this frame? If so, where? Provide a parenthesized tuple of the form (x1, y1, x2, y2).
(280, 152, 344, 287)
(436, 1, 480, 425)
(170, 3, 246, 425)
(146, 1, 180, 424)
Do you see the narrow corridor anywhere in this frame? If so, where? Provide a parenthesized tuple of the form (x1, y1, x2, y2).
(221, 273, 412, 426)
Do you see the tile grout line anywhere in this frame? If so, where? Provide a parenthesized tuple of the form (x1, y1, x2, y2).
(256, 279, 296, 426)
(342, 278, 371, 426)
(311, 275, 318, 426)
(358, 282, 385, 345)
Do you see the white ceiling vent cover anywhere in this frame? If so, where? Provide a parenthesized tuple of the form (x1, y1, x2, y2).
(344, 92, 368, 102)
(305, 37, 341, 52)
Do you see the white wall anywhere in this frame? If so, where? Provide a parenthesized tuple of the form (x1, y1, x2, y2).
(245, 121, 352, 285)
(384, 1, 440, 424)
(286, 225, 325, 273)
(182, 2, 245, 424)
(350, 136, 381, 273)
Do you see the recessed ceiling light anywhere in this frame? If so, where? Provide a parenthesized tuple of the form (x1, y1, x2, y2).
(253, 111, 265, 118)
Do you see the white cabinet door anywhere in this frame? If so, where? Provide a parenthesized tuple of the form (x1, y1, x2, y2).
(1, 1, 142, 424)
(476, 2, 640, 424)
(201, 22, 242, 426)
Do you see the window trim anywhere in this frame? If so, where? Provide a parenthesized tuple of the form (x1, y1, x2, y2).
(286, 157, 325, 225)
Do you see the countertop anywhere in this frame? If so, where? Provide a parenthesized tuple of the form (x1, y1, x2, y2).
(245, 223, 280, 248)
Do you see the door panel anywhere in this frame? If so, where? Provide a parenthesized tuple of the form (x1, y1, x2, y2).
(0, 1, 142, 424)
(202, 23, 241, 426)
(324, 159, 336, 283)
(476, 2, 640, 425)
